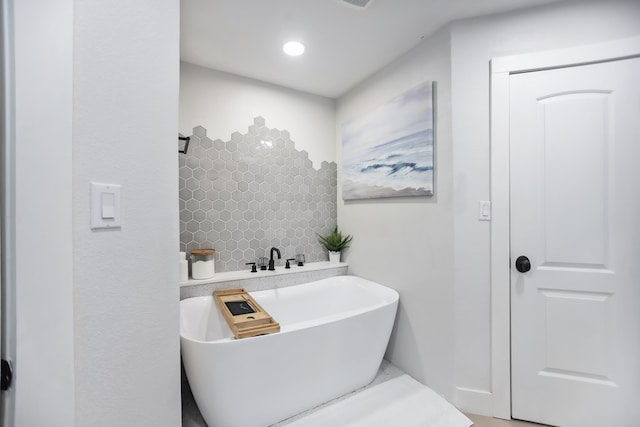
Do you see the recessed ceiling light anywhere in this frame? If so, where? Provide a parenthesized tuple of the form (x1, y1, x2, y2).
(283, 41, 305, 57)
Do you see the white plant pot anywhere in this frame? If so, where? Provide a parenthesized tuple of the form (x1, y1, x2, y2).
(329, 251, 341, 264)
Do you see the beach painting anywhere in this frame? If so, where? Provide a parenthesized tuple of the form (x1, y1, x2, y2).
(341, 81, 435, 200)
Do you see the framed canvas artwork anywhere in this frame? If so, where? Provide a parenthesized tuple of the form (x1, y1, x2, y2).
(341, 81, 435, 200)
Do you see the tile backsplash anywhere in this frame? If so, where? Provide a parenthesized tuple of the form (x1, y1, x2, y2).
(179, 117, 337, 273)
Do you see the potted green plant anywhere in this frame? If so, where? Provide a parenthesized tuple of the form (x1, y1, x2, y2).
(317, 226, 353, 264)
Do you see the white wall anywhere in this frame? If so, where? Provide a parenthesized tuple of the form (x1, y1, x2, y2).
(335, 0, 640, 411)
(73, 1, 181, 426)
(450, 0, 640, 414)
(336, 27, 455, 398)
(180, 62, 336, 166)
(9, 0, 75, 425)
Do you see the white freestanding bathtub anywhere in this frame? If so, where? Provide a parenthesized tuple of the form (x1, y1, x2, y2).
(180, 275, 399, 427)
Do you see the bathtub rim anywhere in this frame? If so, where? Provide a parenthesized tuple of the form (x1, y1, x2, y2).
(180, 275, 399, 344)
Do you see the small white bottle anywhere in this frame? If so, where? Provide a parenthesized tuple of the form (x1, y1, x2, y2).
(179, 251, 189, 282)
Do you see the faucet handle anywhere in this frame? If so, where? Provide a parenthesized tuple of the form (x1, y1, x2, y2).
(296, 254, 305, 266)
(245, 262, 257, 273)
(285, 258, 295, 269)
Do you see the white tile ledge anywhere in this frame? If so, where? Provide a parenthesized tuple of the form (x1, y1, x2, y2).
(179, 262, 348, 300)
(180, 261, 347, 287)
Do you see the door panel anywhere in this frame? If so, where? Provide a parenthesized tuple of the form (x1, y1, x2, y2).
(541, 92, 609, 266)
(510, 58, 640, 427)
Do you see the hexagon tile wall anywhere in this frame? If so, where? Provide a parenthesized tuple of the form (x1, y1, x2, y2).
(179, 117, 338, 273)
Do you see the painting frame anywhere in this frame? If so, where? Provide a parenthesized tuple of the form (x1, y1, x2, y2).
(341, 81, 436, 200)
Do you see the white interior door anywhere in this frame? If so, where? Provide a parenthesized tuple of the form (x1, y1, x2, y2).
(510, 57, 640, 427)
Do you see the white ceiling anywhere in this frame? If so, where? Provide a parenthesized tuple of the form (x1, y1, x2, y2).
(181, 0, 564, 98)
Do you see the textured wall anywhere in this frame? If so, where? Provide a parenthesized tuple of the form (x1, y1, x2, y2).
(72, 0, 181, 425)
(179, 117, 337, 272)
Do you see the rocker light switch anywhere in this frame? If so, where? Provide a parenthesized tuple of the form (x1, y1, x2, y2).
(478, 200, 491, 221)
(91, 182, 121, 229)
(101, 193, 115, 219)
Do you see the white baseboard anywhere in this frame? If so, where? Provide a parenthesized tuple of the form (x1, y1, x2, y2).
(454, 387, 493, 417)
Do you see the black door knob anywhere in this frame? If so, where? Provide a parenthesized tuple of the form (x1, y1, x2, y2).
(515, 256, 531, 273)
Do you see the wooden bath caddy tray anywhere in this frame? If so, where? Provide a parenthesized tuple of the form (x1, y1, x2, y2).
(213, 288, 280, 339)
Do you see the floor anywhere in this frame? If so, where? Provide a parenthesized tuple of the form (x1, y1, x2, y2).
(466, 414, 547, 427)
(181, 359, 406, 427)
(182, 360, 546, 427)
(273, 360, 405, 426)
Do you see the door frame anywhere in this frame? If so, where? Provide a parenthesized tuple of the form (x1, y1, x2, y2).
(0, 0, 14, 424)
(489, 36, 640, 419)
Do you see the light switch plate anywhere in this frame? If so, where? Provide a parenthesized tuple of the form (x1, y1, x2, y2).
(478, 200, 491, 221)
(91, 182, 121, 229)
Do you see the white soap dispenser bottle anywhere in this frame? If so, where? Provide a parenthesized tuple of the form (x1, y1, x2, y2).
(179, 251, 189, 282)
